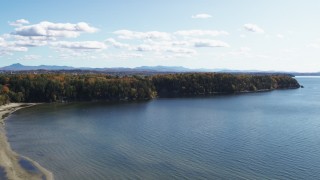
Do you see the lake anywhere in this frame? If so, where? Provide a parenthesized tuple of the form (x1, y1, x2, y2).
(6, 77, 320, 180)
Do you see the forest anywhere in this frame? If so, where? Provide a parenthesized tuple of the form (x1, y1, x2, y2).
(0, 73, 300, 104)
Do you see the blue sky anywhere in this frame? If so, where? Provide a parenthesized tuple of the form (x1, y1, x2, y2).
(0, 0, 320, 72)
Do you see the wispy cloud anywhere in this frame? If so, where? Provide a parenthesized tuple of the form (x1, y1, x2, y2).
(243, 23, 264, 33)
(114, 30, 172, 40)
(0, 36, 28, 55)
(19, 54, 41, 60)
(13, 21, 98, 38)
(105, 38, 131, 49)
(51, 41, 107, 50)
(110, 29, 230, 57)
(191, 14, 212, 19)
(1, 21, 101, 55)
(1, 20, 231, 61)
(307, 43, 320, 49)
(9, 19, 30, 27)
(192, 39, 230, 48)
(276, 34, 284, 39)
(134, 44, 197, 55)
(175, 30, 229, 37)
(306, 39, 320, 49)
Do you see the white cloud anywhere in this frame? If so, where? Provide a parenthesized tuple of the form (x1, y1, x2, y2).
(191, 14, 212, 19)
(192, 39, 230, 48)
(0, 37, 29, 55)
(0, 37, 5, 47)
(0, 51, 12, 56)
(12, 35, 56, 41)
(276, 34, 284, 39)
(9, 19, 30, 26)
(135, 44, 155, 52)
(134, 43, 196, 55)
(2, 46, 28, 52)
(105, 38, 131, 49)
(4, 35, 46, 47)
(13, 21, 98, 38)
(114, 30, 172, 40)
(307, 43, 320, 49)
(19, 54, 41, 60)
(243, 24, 265, 33)
(141, 39, 190, 47)
(115, 53, 143, 59)
(0, 34, 50, 49)
(1, 21, 101, 56)
(51, 41, 107, 50)
(110, 29, 230, 57)
(175, 30, 229, 37)
(6, 46, 28, 52)
(170, 41, 190, 46)
(3, 24, 233, 59)
(14, 39, 48, 47)
(166, 47, 196, 54)
(238, 47, 251, 52)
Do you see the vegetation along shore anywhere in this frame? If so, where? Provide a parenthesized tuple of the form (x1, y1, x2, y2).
(0, 73, 300, 104)
(0, 72, 300, 179)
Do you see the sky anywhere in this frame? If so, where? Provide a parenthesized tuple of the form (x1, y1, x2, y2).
(0, 0, 320, 72)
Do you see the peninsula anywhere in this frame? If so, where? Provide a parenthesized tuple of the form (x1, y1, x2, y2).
(0, 73, 300, 103)
(0, 72, 300, 179)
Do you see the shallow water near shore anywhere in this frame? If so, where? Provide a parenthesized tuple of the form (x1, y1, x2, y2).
(6, 77, 320, 180)
(0, 166, 7, 180)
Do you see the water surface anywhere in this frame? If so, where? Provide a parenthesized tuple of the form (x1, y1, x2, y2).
(0, 166, 7, 180)
(6, 77, 320, 179)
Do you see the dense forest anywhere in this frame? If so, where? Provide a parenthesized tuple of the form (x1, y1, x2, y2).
(152, 73, 300, 97)
(0, 73, 300, 104)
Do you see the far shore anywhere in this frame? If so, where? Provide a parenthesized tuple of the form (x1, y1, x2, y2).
(0, 103, 53, 180)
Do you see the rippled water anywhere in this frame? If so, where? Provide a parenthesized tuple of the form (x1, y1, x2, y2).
(6, 77, 320, 180)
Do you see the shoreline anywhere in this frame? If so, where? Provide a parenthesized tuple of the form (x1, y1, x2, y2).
(0, 87, 300, 179)
(0, 103, 53, 180)
(156, 86, 300, 98)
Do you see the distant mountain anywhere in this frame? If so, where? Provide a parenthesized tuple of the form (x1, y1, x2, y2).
(0, 63, 75, 71)
(134, 66, 193, 72)
(1, 63, 319, 75)
(0, 64, 211, 72)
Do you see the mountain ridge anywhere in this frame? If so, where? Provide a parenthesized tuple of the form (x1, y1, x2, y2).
(0, 63, 319, 75)
(0, 63, 216, 72)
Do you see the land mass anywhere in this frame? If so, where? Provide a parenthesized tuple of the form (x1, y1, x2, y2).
(0, 72, 300, 180)
(0, 73, 300, 104)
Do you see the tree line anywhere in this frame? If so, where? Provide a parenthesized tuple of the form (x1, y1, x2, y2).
(152, 73, 300, 96)
(0, 73, 300, 104)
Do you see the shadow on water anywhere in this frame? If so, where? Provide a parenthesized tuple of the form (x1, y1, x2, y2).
(0, 166, 7, 180)
(0, 158, 46, 180)
(18, 157, 47, 180)
(19, 157, 40, 174)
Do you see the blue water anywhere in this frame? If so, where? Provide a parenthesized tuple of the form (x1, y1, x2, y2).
(6, 77, 320, 180)
(0, 166, 7, 180)
(18, 157, 41, 174)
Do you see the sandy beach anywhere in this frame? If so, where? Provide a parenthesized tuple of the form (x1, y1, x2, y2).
(0, 103, 53, 180)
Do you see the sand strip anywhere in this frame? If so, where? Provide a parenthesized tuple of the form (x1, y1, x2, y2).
(0, 103, 53, 180)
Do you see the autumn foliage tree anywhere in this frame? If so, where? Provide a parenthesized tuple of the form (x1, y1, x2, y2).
(1, 85, 9, 94)
(0, 73, 300, 103)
